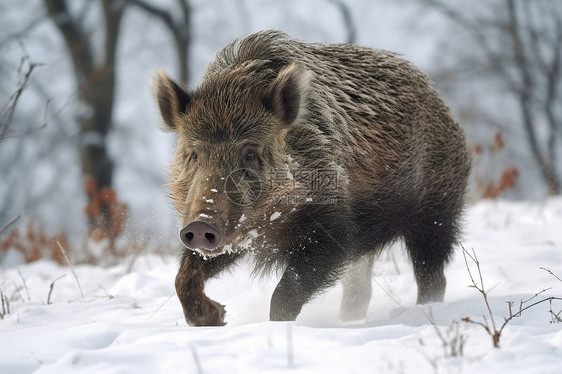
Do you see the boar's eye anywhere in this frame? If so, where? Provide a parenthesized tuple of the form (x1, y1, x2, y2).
(190, 152, 198, 162)
(242, 147, 259, 167)
(245, 150, 256, 162)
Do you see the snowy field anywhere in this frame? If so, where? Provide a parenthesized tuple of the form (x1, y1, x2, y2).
(1, 198, 562, 374)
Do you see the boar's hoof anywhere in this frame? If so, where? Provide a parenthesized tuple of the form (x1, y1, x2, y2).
(186, 297, 227, 327)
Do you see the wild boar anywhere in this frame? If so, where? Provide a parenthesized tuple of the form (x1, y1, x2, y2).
(153, 30, 470, 326)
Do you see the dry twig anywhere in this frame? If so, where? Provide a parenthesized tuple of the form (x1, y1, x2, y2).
(0, 43, 43, 141)
(540, 267, 562, 283)
(420, 308, 466, 357)
(0, 216, 21, 236)
(55, 239, 84, 298)
(146, 293, 174, 322)
(462, 246, 562, 348)
(1, 291, 10, 319)
(540, 267, 562, 322)
(190, 344, 204, 374)
(17, 269, 31, 302)
(47, 275, 66, 305)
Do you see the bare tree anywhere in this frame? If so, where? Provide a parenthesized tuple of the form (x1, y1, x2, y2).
(43, 0, 126, 234)
(424, 0, 562, 195)
(128, 0, 192, 86)
(1, 0, 192, 241)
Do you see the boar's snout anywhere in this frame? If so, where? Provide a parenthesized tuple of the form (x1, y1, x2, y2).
(179, 221, 222, 250)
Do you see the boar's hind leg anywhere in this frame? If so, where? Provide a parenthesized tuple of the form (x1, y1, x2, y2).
(175, 250, 242, 326)
(339, 252, 374, 322)
(404, 217, 457, 304)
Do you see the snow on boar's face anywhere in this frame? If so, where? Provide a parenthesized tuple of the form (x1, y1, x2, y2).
(153, 62, 312, 257)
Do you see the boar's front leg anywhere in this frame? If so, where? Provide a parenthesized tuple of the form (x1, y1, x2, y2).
(175, 250, 242, 326)
(269, 233, 346, 321)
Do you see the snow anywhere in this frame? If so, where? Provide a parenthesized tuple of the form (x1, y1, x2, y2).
(269, 212, 281, 221)
(1, 200, 562, 373)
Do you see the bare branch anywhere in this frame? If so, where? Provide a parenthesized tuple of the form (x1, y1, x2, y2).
(540, 267, 562, 283)
(127, 0, 174, 27)
(0, 12, 47, 47)
(549, 299, 562, 323)
(0, 46, 42, 142)
(462, 246, 562, 348)
(420, 308, 466, 357)
(462, 246, 498, 334)
(0, 216, 20, 236)
(520, 288, 552, 305)
(127, 0, 191, 84)
(327, 0, 357, 44)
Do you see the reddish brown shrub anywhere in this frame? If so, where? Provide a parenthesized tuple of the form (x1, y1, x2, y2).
(0, 221, 70, 265)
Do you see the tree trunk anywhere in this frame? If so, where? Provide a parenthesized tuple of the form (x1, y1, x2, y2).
(45, 0, 124, 236)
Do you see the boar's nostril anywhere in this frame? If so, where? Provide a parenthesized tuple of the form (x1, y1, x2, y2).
(179, 221, 222, 250)
(205, 232, 216, 242)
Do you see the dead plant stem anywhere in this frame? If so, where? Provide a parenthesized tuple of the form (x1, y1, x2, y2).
(55, 239, 84, 298)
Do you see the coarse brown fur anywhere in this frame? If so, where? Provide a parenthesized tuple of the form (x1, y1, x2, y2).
(154, 30, 470, 326)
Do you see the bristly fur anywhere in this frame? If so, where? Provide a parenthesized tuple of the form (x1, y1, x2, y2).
(156, 30, 471, 325)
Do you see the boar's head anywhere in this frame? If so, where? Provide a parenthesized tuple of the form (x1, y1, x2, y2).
(153, 61, 312, 257)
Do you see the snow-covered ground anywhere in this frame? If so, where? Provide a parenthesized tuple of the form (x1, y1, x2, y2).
(1, 198, 562, 374)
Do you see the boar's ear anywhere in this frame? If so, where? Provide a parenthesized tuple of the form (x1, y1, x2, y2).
(263, 63, 312, 127)
(151, 69, 191, 132)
